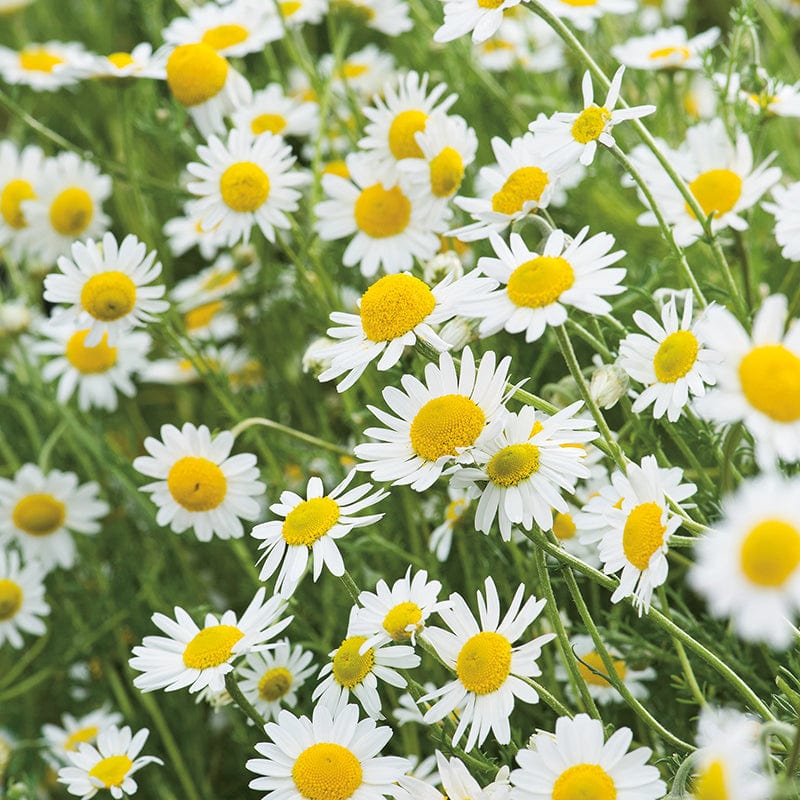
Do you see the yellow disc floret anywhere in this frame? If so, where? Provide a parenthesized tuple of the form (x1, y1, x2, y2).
(88, 755, 133, 789)
(12, 493, 66, 536)
(182, 624, 244, 669)
(738, 345, 800, 422)
(0, 580, 23, 621)
(258, 666, 293, 701)
(359, 273, 435, 342)
(65, 330, 118, 373)
(692, 760, 727, 800)
(487, 443, 541, 487)
(507, 256, 575, 308)
(571, 106, 611, 144)
(686, 169, 742, 220)
(50, 187, 94, 236)
(1, 179, 35, 229)
(292, 743, 363, 800)
(166, 43, 229, 107)
(354, 184, 411, 238)
(167, 456, 227, 512)
(201, 24, 249, 51)
(281, 1, 302, 15)
(251, 113, 287, 136)
(478, 0, 504, 7)
(220, 162, 271, 213)
(622, 502, 666, 570)
(552, 764, 617, 800)
(653, 330, 699, 383)
(107, 52, 134, 68)
(184, 301, 224, 332)
(456, 631, 512, 694)
(332, 636, 374, 688)
(429, 147, 464, 198)
(410, 395, 486, 462)
(577, 650, 627, 687)
(20, 49, 64, 72)
(388, 110, 428, 160)
(383, 601, 423, 640)
(491, 166, 549, 215)
(64, 726, 98, 752)
(281, 497, 340, 546)
(553, 512, 577, 540)
(80, 272, 137, 322)
(649, 45, 691, 62)
(740, 519, 800, 587)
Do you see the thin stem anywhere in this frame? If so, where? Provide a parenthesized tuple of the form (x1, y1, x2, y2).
(225, 672, 267, 729)
(231, 416, 351, 457)
(518, 675, 574, 719)
(339, 569, 361, 604)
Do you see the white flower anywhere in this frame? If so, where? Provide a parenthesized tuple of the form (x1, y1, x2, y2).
(332, 0, 413, 36)
(0, 548, 49, 649)
(429, 486, 471, 561)
(0, 41, 92, 91)
(764, 181, 800, 261)
(0, 140, 46, 259)
(83, 43, 166, 79)
(163, 203, 226, 260)
(433, 0, 523, 44)
(42, 707, 123, 767)
(319, 44, 396, 100)
(231, 82, 319, 139)
(611, 26, 719, 71)
(534, 0, 636, 31)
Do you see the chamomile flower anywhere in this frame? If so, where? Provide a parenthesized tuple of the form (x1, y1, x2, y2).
(277, 0, 329, 26)
(422, 576, 554, 751)
(253, 470, 387, 597)
(733, 76, 800, 117)
(236, 640, 316, 722)
(0, 549, 49, 649)
(231, 83, 319, 139)
(394, 681, 438, 726)
(319, 271, 492, 391)
(401, 752, 509, 800)
(354, 347, 512, 492)
(511, 714, 666, 800)
(689, 474, 800, 649)
(0, 141, 46, 258)
(130, 587, 291, 694)
(57, 725, 162, 800)
(42, 707, 123, 766)
(764, 182, 800, 261)
(461, 227, 626, 341)
(611, 26, 719, 71)
(19, 152, 111, 263)
(315, 152, 444, 277)
(433, 0, 523, 44)
(627, 118, 781, 246)
(163, 205, 226, 259)
(0, 464, 108, 571)
(450, 403, 596, 540)
(34, 321, 151, 412)
(531, 67, 656, 168)
(247, 702, 410, 800)
(578, 455, 696, 613)
(694, 294, 800, 467)
(430, 486, 471, 561)
(43, 232, 168, 347)
(133, 422, 264, 542)
(618, 293, 718, 422)
(171, 255, 243, 308)
(86, 44, 167, 79)
(0, 41, 91, 91)
(180, 298, 238, 341)
(187, 128, 306, 246)
(332, 0, 413, 36)
(320, 45, 396, 99)
(350, 567, 444, 650)
(313, 610, 420, 718)
(534, 0, 636, 31)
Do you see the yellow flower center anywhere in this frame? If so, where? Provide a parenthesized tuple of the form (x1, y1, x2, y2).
(166, 456, 228, 512)
(486, 443, 540, 487)
(491, 166, 549, 215)
(445, 497, 467, 521)
(323, 160, 349, 178)
(429, 147, 464, 198)
(686, 169, 742, 220)
(622, 502, 666, 570)
(478, 0, 504, 7)
(107, 52, 135, 68)
(553, 512, 577, 540)
(258, 666, 293, 701)
(648, 45, 691, 62)
(353, 184, 411, 238)
(693, 760, 728, 800)
(0, 580, 23, 621)
(341, 62, 368, 79)
(577, 650, 627, 687)
(507, 256, 575, 308)
(64, 725, 98, 752)
(552, 764, 616, 800)
(332, 636, 374, 688)
(738, 344, 800, 422)
(201, 269, 237, 292)
(220, 162, 271, 213)
(49, 187, 94, 236)
(740, 519, 800, 587)
(12, 493, 66, 536)
(359, 273, 436, 342)
(20, 49, 64, 72)
(184, 301, 224, 331)
(456, 631, 512, 694)
(383, 601, 423, 640)
(571, 106, 611, 144)
(80, 272, 137, 322)
(653, 330, 699, 383)
(281, 497, 340, 546)
(281, 0, 302, 15)
(201, 24, 249, 51)
(388, 110, 428, 160)
(65, 329, 118, 373)
(409, 394, 486, 462)
(292, 743, 363, 800)
(182, 624, 244, 669)
(88, 755, 133, 788)
(251, 113, 287, 135)
(166, 43, 229, 107)
(332, 0, 376, 20)
(1, 179, 36, 229)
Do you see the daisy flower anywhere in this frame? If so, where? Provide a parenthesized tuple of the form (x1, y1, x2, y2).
(252, 470, 387, 597)
(577, 455, 696, 613)
(318, 270, 493, 391)
(180, 299, 238, 342)
(450, 403, 597, 540)
(618, 293, 718, 422)
(611, 26, 719, 71)
(764, 182, 800, 261)
(42, 707, 123, 766)
(0, 41, 92, 91)
(354, 347, 512, 492)
(510, 714, 666, 800)
(550, 502, 602, 567)
(246, 702, 410, 800)
(314, 152, 444, 277)
(422, 576, 554, 751)
(434, 0, 523, 43)
(231, 83, 319, 139)
(171, 254, 243, 308)
(130, 587, 291, 694)
(236, 639, 316, 722)
(85, 44, 166, 79)
(531, 67, 656, 168)
(627, 118, 781, 246)
(57, 725, 162, 800)
(450, 133, 563, 242)
(429, 486, 472, 561)
(0, 464, 108, 571)
(0, 140, 46, 259)
(689, 473, 800, 649)
(34, 321, 151, 412)
(187, 128, 306, 246)
(694, 294, 800, 467)
(350, 567, 444, 650)
(736, 77, 800, 118)
(133, 422, 264, 542)
(165, 43, 252, 136)
(401, 752, 510, 800)
(460, 227, 626, 342)
(331, 0, 413, 36)
(43, 232, 168, 347)
(163, 204, 226, 259)
(277, 0, 329, 26)
(313, 609, 420, 718)
(0, 548, 49, 649)
(555, 634, 655, 706)
(393, 681, 438, 726)
(534, 0, 636, 31)
(319, 45, 396, 100)
(19, 151, 111, 263)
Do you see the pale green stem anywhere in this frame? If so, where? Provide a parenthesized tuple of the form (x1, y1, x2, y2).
(518, 675, 574, 719)
(668, 752, 697, 798)
(225, 672, 267, 729)
(340, 569, 361, 603)
(231, 416, 351, 456)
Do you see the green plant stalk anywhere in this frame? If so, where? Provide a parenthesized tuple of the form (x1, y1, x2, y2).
(225, 671, 267, 729)
(231, 416, 351, 456)
(518, 675, 574, 719)
(340, 569, 361, 603)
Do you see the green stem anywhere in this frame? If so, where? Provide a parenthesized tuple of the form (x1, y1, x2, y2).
(231, 416, 350, 456)
(339, 569, 361, 603)
(225, 671, 267, 729)
(518, 675, 574, 718)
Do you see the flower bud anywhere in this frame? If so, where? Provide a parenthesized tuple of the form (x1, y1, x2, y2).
(590, 363, 629, 409)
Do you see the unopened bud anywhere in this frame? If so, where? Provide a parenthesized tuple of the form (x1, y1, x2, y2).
(438, 318, 478, 351)
(302, 336, 334, 378)
(423, 251, 463, 285)
(0, 302, 32, 335)
(589, 363, 629, 409)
